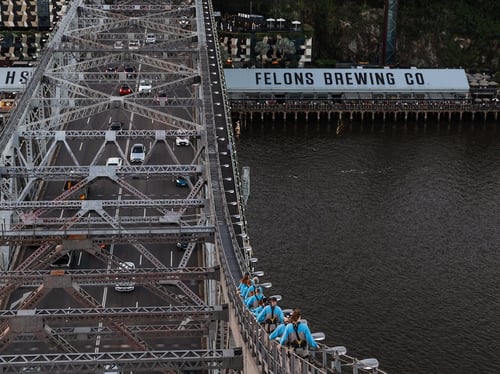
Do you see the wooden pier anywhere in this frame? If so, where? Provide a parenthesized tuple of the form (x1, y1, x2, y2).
(230, 101, 499, 125)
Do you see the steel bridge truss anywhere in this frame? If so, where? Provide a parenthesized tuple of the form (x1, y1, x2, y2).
(0, 348, 243, 373)
(0, 0, 234, 371)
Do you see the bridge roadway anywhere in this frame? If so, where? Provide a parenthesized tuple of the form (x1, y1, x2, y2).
(0, 0, 386, 373)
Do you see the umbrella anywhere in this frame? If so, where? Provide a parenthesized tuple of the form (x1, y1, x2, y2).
(291, 20, 301, 30)
(276, 18, 286, 22)
(266, 18, 275, 22)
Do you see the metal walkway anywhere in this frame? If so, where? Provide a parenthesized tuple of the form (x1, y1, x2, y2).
(0, 0, 387, 373)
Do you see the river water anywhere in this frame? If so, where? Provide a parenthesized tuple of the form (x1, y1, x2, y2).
(235, 119, 500, 374)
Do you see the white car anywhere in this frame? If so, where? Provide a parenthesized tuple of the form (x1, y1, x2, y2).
(138, 79, 152, 95)
(128, 40, 140, 50)
(175, 135, 190, 146)
(113, 40, 124, 49)
(106, 157, 123, 167)
(145, 33, 156, 44)
(114, 261, 136, 292)
(104, 365, 121, 374)
(130, 143, 146, 163)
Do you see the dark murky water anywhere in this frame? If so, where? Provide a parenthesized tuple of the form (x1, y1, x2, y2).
(236, 120, 500, 374)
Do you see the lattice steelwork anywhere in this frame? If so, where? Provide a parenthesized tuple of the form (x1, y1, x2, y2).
(0, 0, 242, 372)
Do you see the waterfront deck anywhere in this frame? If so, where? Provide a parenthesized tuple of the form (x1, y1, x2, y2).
(231, 100, 499, 123)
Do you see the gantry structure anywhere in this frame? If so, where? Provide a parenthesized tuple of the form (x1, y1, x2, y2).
(0, 0, 246, 372)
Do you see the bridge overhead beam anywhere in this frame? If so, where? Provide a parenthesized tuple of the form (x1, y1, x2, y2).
(0, 227, 215, 246)
(0, 305, 228, 323)
(0, 266, 220, 286)
(0, 165, 203, 178)
(11, 322, 209, 340)
(0, 198, 207, 210)
(0, 348, 244, 372)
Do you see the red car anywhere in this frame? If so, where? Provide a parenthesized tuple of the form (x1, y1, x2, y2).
(119, 84, 132, 96)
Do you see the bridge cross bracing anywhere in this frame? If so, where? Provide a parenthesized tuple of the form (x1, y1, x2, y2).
(0, 0, 245, 372)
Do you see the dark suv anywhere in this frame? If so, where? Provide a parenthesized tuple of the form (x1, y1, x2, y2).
(124, 66, 136, 79)
(50, 252, 73, 268)
(109, 121, 122, 130)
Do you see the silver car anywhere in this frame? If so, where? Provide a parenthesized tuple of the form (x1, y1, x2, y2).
(130, 143, 146, 163)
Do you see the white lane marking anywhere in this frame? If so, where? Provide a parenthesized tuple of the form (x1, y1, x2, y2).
(170, 251, 173, 267)
(79, 141, 83, 151)
(77, 251, 83, 266)
(139, 254, 143, 266)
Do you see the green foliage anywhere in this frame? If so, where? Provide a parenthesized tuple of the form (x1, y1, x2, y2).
(214, 0, 499, 70)
(494, 72, 500, 84)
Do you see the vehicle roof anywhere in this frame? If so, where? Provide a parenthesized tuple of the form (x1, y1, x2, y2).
(106, 157, 122, 164)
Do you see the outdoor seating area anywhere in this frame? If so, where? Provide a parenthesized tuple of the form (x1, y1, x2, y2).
(217, 12, 302, 33)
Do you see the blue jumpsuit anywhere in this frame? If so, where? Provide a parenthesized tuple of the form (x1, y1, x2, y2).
(245, 292, 264, 309)
(269, 323, 287, 340)
(279, 321, 318, 349)
(241, 283, 256, 299)
(257, 304, 285, 324)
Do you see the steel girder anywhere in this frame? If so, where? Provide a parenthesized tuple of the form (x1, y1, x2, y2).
(0, 305, 228, 321)
(0, 227, 215, 245)
(0, 164, 202, 178)
(0, 198, 206, 210)
(0, 266, 220, 286)
(20, 129, 201, 139)
(12, 322, 209, 340)
(0, 348, 244, 373)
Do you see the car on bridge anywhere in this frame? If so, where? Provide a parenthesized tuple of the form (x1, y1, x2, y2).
(106, 157, 123, 167)
(63, 180, 88, 200)
(154, 90, 168, 104)
(119, 84, 132, 96)
(145, 33, 156, 44)
(177, 241, 189, 251)
(114, 261, 136, 292)
(113, 40, 124, 49)
(128, 40, 140, 50)
(106, 66, 117, 78)
(109, 121, 122, 130)
(130, 143, 146, 163)
(175, 176, 188, 187)
(138, 79, 152, 95)
(50, 252, 73, 268)
(175, 135, 190, 146)
(124, 65, 136, 79)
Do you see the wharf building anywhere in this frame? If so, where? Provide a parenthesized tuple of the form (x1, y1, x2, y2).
(225, 68, 499, 124)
